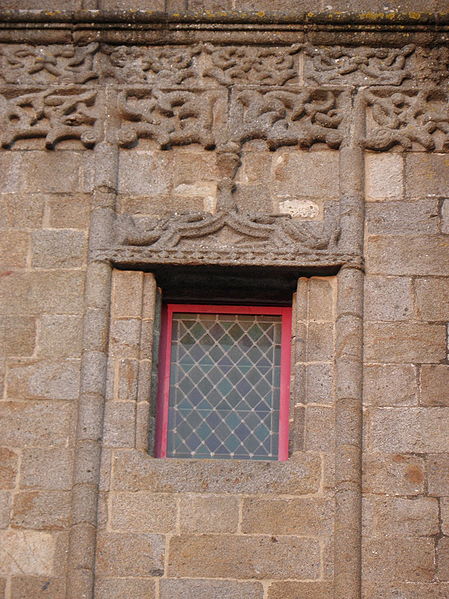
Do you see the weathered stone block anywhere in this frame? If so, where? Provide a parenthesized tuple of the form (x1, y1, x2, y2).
(364, 276, 413, 321)
(0, 448, 19, 489)
(306, 322, 334, 361)
(7, 360, 80, 400)
(363, 537, 435, 582)
(160, 579, 264, 599)
(364, 323, 446, 363)
(0, 530, 55, 576)
(0, 401, 71, 448)
(172, 149, 219, 186)
(437, 537, 449, 581)
(0, 271, 85, 316)
(363, 496, 439, 537)
(237, 151, 272, 185)
(267, 581, 333, 599)
(11, 491, 71, 530)
(305, 363, 334, 404)
(103, 402, 136, 448)
(241, 497, 333, 536)
(118, 151, 172, 195)
(0, 492, 11, 529)
(31, 230, 86, 269)
(38, 315, 83, 358)
(420, 365, 449, 406)
(0, 153, 23, 193)
(20, 448, 72, 490)
(1, 317, 36, 357)
(110, 492, 176, 533)
(366, 235, 449, 276)
(308, 277, 335, 321)
(365, 153, 403, 201)
(441, 498, 449, 536)
(304, 406, 335, 452)
(362, 581, 449, 599)
(415, 278, 449, 321)
(48, 195, 90, 229)
(116, 359, 139, 401)
(0, 231, 29, 268)
(168, 534, 321, 579)
(109, 320, 142, 359)
(366, 201, 439, 235)
(179, 494, 239, 533)
(0, 194, 44, 229)
(96, 533, 164, 576)
(271, 150, 339, 199)
(10, 577, 65, 599)
(95, 578, 156, 599)
(406, 154, 449, 199)
(364, 364, 417, 406)
(442, 199, 449, 234)
(111, 270, 144, 319)
(112, 450, 322, 495)
(22, 152, 82, 193)
(369, 408, 449, 453)
(427, 454, 449, 496)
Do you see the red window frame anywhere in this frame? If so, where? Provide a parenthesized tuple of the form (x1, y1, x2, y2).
(155, 304, 292, 461)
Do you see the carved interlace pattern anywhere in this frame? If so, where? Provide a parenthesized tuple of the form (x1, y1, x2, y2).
(0, 42, 447, 152)
(363, 88, 449, 151)
(0, 88, 100, 149)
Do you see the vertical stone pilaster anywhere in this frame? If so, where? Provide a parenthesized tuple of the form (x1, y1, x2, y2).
(66, 89, 119, 599)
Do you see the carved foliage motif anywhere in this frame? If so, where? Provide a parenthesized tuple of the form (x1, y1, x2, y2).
(304, 44, 415, 86)
(363, 88, 449, 151)
(0, 88, 101, 149)
(231, 88, 349, 150)
(0, 43, 98, 85)
(117, 88, 225, 149)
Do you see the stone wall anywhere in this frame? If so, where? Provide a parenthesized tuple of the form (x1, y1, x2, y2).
(0, 4, 448, 599)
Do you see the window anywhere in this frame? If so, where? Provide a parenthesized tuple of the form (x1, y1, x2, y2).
(155, 304, 292, 461)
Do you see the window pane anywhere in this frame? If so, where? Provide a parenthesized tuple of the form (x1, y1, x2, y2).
(166, 312, 282, 460)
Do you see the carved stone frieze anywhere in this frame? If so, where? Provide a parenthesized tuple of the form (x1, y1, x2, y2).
(0, 43, 98, 85)
(304, 44, 415, 86)
(414, 46, 449, 85)
(363, 88, 449, 152)
(0, 87, 101, 149)
(231, 88, 349, 150)
(203, 44, 300, 86)
(117, 88, 226, 149)
(107, 207, 341, 268)
(101, 45, 201, 86)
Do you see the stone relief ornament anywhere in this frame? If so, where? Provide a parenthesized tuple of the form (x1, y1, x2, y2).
(231, 88, 349, 150)
(0, 88, 101, 148)
(363, 88, 449, 151)
(101, 45, 201, 85)
(112, 206, 341, 267)
(203, 44, 300, 86)
(304, 44, 415, 86)
(0, 43, 98, 85)
(414, 46, 449, 85)
(117, 88, 226, 149)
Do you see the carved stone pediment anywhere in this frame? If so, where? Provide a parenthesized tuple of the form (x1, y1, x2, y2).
(105, 208, 342, 268)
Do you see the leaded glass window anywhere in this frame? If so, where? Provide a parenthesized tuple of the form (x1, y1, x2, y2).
(155, 305, 291, 461)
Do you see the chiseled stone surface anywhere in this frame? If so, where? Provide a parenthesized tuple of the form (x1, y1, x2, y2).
(0, 4, 448, 598)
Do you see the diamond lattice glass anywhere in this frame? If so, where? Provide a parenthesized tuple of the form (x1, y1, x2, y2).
(166, 311, 282, 460)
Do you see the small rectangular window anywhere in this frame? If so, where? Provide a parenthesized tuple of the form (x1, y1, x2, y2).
(155, 304, 291, 461)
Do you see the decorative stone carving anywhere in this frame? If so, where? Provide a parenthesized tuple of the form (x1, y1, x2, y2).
(363, 88, 449, 151)
(414, 46, 449, 85)
(101, 45, 201, 85)
(0, 88, 101, 148)
(0, 43, 98, 85)
(203, 44, 300, 86)
(231, 88, 349, 150)
(304, 44, 415, 86)
(117, 88, 226, 149)
(111, 206, 341, 267)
